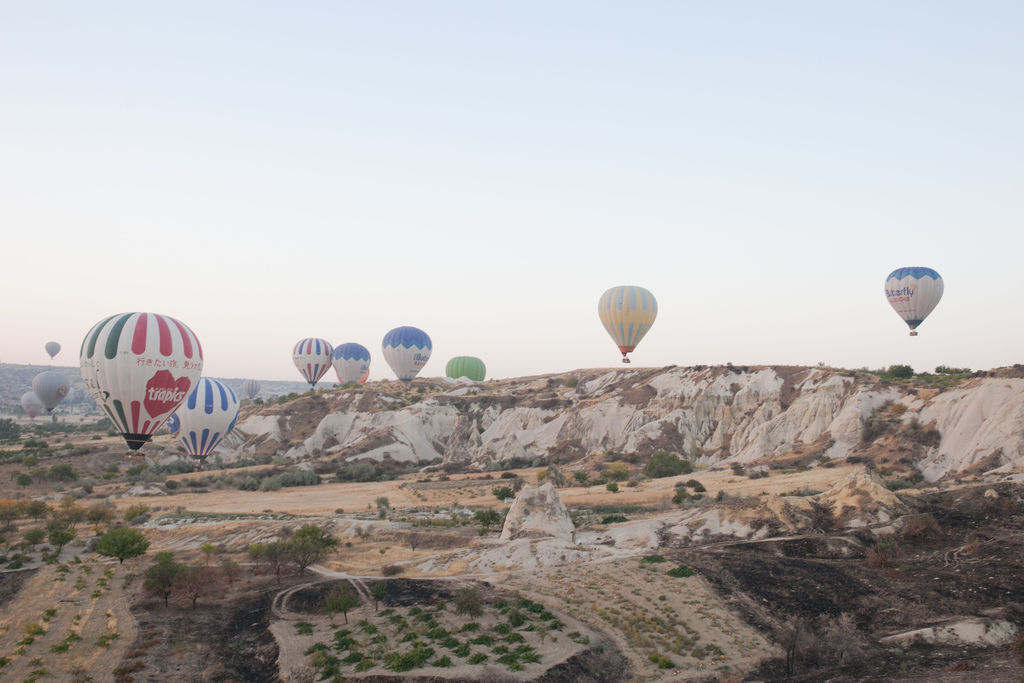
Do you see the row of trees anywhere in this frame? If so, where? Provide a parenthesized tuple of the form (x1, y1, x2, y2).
(248, 524, 340, 581)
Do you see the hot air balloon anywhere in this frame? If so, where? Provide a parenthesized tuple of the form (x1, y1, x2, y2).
(885, 267, 944, 336)
(21, 391, 44, 419)
(598, 286, 657, 363)
(445, 356, 486, 382)
(241, 379, 261, 400)
(45, 342, 61, 359)
(332, 343, 371, 385)
(32, 370, 70, 413)
(292, 338, 333, 387)
(165, 412, 180, 434)
(175, 378, 240, 465)
(80, 312, 203, 451)
(382, 326, 431, 381)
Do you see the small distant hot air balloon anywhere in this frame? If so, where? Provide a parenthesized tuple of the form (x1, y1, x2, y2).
(21, 391, 44, 419)
(175, 378, 240, 465)
(241, 379, 261, 400)
(445, 356, 486, 382)
(332, 343, 371, 385)
(45, 342, 61, 360)
(292, 338, 333, 387)
(885, 267, 944, 336)
(598, 286, 657, 363)
(382, 327, 431, 381)
(80, 312, 203, 451)
(32, 370, 70, 413)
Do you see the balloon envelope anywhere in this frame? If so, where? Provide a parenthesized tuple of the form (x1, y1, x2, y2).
(32, 370, 70, 412)
(382, 326, 431, 381)
(885, 267, 943, 335)
(332, 343, 371, 385)
(175, 378, 240, 459)
(241, 379, 261, 400)
(45, 342, 61, 359)
(598, 286, 658, 362)
(21, 391, 44, 419)
(165, 412, 180, 434)
(292, 338, 333, 387)
(445, 356, 486, 382)
(80, 312, 203, 450)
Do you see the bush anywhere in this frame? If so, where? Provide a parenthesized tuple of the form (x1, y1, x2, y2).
(684, 479, 705, 492)
(123, 504, 150, 523)
(671, 489, 690, 504)
(604, 461, 630, 481)
(667, 564, 694, 578)
(866, 539, 901, 568)
(900, 514, 942, 544)
(640, 554, 666, 564)
(381, 564, 404, 576)
(605, 482, 619, 493)
(454, 587, 484, 617)
(644, 452, 693, 478)
(600, 514, 627, 524)
(886, 364, 914, 379)
(492, 486, 514, 500)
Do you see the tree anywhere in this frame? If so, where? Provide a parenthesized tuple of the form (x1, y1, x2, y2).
(264, 541, 289, 583)
(145, 552, 184, 607)
(572, 471, 589, 484)
(453, 587, 483, 617)
(178, 564, 212, 609)
(200, 542, 218, 566)
(375, 497, 390, 518)
(25, 500, 49, 520)
(371, 581, 387, 612)
(96, 527, 151, 564)
(323, 584, 360, 624)
(247, 542, 267, 571)
(287, 524, 339, 575)
(23, 527, 45, 546)
(605, 461, 630, 482)
(47, 525, 75, 555)
(48, 463, 76, 481)
(0, 499, 27, 530)
(16, 473, 32, 487)
(220, 559, 241, 585)
(644, 451, 692, 478)
(473, 509, 501, 529)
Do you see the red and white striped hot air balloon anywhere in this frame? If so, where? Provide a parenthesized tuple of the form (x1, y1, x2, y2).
(292, 338, 333, 388)
(80, 312, 203, 451)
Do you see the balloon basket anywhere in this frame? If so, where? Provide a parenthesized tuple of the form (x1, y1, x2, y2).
(909, 331, 919, 337)
(621, 358, 631, 364)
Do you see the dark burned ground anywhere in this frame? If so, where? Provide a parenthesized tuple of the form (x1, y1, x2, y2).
(120, 575, 628, 682)
(678, 483, 1024, 681)
(119, 573, 289, 682)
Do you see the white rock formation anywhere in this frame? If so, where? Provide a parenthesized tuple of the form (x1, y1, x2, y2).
(500, 482, 575, 543)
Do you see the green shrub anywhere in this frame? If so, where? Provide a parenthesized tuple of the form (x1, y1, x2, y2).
(667, 564, 694, 578)
(644, 452, 693, 478)
(601, 514, 627, 524)
(605, 482, 619, 493)
(640, 554, 666, 564)
(468, 651, 488, 664)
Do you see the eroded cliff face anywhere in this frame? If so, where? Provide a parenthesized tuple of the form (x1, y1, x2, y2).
(220, 366, 1024, 481)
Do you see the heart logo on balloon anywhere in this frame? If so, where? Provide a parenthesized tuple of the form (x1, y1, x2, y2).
(143, 370, 192, 418)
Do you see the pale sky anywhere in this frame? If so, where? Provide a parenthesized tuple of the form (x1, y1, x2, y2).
(2, 2, 1022, 381)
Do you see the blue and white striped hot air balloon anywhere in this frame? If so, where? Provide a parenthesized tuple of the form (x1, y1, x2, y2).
(292, 338, 333, 387)
(598, 286, 658, 363)
(175, 378, 240, 464)
(241, 379, 261, 400)
(885, 267, 943, 336)
(382, 327, 431, 381)
(165, 412, 180, 435)
(332, 343, 371, 385)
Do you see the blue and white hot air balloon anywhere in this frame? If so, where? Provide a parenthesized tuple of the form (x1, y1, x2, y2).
(175, 378, 240, 464)
(332, 343, 371, 385)
(165, 412, 180, 435)
(382, 327, 432, 381)
(885, 267, 944, 336)
(292, 338, 333, 387)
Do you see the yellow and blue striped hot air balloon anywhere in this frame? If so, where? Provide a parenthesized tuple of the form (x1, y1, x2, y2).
(598, 286, 657, 364)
